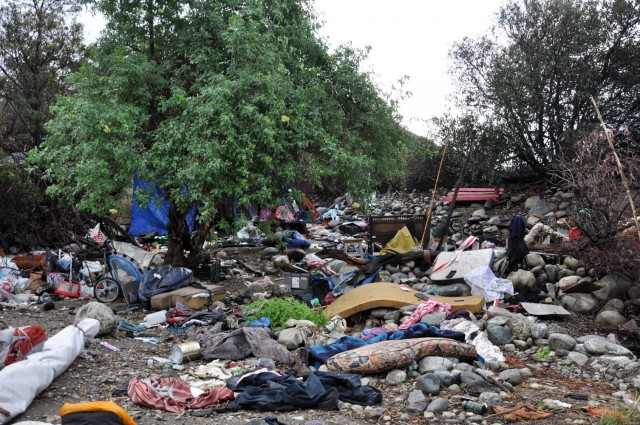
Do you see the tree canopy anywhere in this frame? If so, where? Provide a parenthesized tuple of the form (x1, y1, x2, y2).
(34, 0, 412, 264)
(0, 0, 84, 155)
(450, 0, 640, 174)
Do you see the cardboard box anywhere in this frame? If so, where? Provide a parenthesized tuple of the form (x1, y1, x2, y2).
(284, 272, 310, 291)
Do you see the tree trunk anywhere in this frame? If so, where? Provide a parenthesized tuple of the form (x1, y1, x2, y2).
(165, 200, 188, 266)
(187, 219, 213, 264)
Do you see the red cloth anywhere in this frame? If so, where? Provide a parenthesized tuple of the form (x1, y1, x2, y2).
(5, 326, 46, 366)
(569, 227, 581, 241)
(127, 375, 234, 412)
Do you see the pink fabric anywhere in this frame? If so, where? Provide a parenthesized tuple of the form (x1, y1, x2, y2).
(275, 205, 295, 222)
(398, 298, 451, 330)
(259, 208, 272, 222)
(128, 375, 234, 412)
(307, 260, 335, 275)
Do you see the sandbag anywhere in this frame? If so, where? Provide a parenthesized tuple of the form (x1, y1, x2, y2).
(326, 337, 477, 374)
(138, 266, 193, 306)
(150, 285, 225, 310)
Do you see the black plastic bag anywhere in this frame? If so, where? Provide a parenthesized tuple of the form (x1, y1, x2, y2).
(138, 265, 193, 306)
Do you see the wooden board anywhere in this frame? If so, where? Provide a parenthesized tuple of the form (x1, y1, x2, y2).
(324, 282, 485, 319)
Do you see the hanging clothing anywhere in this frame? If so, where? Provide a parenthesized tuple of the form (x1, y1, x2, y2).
(505, 215, 529, 276)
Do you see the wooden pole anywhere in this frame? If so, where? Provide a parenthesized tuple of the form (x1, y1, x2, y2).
(590, 96, 640, 243)
(436, 133, 477, 251)
(421, 121, 454, 248)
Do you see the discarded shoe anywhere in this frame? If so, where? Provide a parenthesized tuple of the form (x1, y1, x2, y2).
(294, 348, 311, 378)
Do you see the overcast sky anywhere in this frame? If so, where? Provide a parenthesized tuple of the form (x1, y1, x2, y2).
(79, 0, 504, 137)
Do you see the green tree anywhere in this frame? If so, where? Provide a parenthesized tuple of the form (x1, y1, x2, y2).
(450, 0, 640, 174)
(0, 0, 84, 155)
(34, 0, 410, 265)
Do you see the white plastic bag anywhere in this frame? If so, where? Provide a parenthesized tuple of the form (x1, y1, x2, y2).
(440, 318, 505, 362)
(80, 261, 102, 277)
(0, 258, 19, 277)
(465, 266, 514, 303)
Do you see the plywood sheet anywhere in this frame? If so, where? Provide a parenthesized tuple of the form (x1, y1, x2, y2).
(324, 282, 485, 318)
(431, 249, 495, 283)
(520, 302, 571, 316)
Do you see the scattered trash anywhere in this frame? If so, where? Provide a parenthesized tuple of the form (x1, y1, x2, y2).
(171, 341, 202, 364)
(462, 400, 488, 414)
(100, 342, 120, 352)
(134, 337, 161, 344)
(142, 310, 168, 327)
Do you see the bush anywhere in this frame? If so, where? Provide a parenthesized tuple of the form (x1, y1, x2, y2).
(557, 129, 640, 280)
(245, 298, 328, 329)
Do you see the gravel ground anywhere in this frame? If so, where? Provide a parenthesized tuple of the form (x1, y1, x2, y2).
(3, 290, 631, 425)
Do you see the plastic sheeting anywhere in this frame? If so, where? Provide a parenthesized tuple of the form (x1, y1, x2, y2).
(440, 318, 504, 362)
(380, 226, 420, 256)
(129, 175, 197, 236)
(465, 266, 514, 303)
(111, 241, 162, 272)
(0, 319, 99, 424)
(138, 266, 193, 306)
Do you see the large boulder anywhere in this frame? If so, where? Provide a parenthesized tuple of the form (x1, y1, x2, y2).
(548, 333, 577, 351)
(524, 196, 540, 210)
(583, 339, 634, 359)
(278, 328, 304, 350)
(557, 275, 581, 291)
(595, 310, 627, 327)
(525, 254, 546, 268)
(592, 273, 635, 302)
(74, 302, 117, 336)
(528, 199, 558, 216)
(561, 293, 599, 314)
(486, 324, 512, 346)
(508, 314, 531, 340)
(544, 264, 560, 283)
(507, 269, 536, 290)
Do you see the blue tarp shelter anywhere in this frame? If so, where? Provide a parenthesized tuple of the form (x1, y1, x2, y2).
(129, 175, 197, 236)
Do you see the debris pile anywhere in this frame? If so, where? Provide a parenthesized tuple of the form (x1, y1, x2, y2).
(1, 186, 640, 424)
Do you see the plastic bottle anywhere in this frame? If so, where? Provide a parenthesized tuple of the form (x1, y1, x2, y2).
(143, 310, 167, 327)
(461, 400, 488, 414)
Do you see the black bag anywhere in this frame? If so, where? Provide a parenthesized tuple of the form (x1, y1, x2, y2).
(138, 265, 193, 306)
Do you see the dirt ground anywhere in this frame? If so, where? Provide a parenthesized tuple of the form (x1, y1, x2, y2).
(3, 191, 636, 424)
(3, 263, 631, 425)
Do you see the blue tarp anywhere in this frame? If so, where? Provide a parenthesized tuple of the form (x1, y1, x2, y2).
(129, 175, 197, 236)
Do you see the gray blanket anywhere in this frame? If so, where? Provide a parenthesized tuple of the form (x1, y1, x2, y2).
(187, 327, 294, 365)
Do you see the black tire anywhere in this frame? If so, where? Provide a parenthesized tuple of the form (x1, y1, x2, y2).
(94, 277, 121, 303)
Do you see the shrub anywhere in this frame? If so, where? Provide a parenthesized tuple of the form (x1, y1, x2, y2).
(245, 298, 328, 329)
